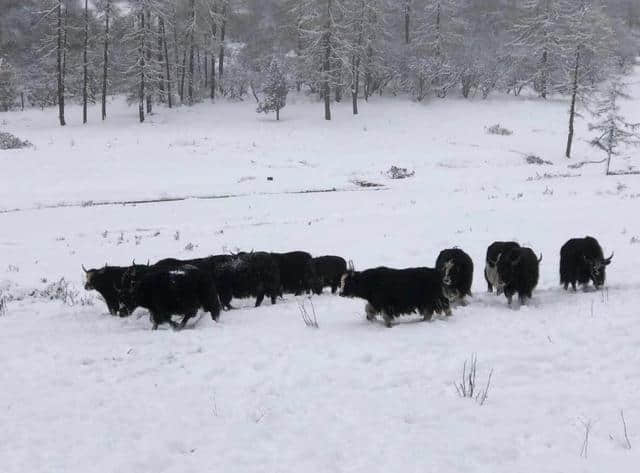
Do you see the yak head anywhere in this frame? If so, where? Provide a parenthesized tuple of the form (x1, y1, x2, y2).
(441, 260, 461, 301)
(584, 252, 613, 288)
(339, 260, 358, 298)
(82, 263, 107, 290)
(441, 260, 457, 287)
(495, 249, 522, 289)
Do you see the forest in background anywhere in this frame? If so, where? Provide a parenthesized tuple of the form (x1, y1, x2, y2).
(0, 0, 639, 125)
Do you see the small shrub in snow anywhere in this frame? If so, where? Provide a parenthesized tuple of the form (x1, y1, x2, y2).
(620, 409, 632, 450)
(0, 132, 31, 150)
(525, 154, 552, 165)
(174, 230, 180, 241)
(485, 124, 513, 136)
(0, 292, 7, 316)
(385, 166, 415, 179)
(184, 242, 196, 252)
(351, 179, 384, 188)
(31, 278, 94, 306)
(298, 298, 319, 328)
(579, 419, 594, 458)
(630, 236, 640, 245)
(454, 354, 493, 406)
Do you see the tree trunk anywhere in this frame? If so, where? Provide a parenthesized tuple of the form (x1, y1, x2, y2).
(565, 48, 580, 159)
(540, 48, 548, 99)
(56, 1, 66, 126)
(218, 1, 228, 94)
(160, 18, 172, 108)
(276, 108, 280, 121)
(20, 92, 24, 111)
(180, 50, 187, 103)
(188, 0, 195, 105)
(605, 123, 614, 175)
(139, 11, 146, 123)
(204, 49, 208, 88)
(101, 0, 111, 120)
(146, 9, 152, 115)
(171, 11, 181, 104)
(323, 0, 332, 121)
(404, 1, 411, 44)
(82, 0, 89, 124)
(157, 18, 165, 103)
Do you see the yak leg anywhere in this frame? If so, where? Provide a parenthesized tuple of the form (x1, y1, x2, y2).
(365, 303, 377, 322)
(178, 311, 197, 330)
(381, 311, 393, 328)
(487, 282, 493, 293)
(255, 288, 265, 307)
(571, 282, 577, 292)
(420, 307, 434, 321)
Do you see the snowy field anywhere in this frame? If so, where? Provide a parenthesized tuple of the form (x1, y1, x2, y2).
(1, 69, 640, 473)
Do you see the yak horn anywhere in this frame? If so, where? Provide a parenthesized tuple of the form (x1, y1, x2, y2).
(82, 264, 88, 273)
(538, 253, 543, 263)
(604, 252, 614, 264)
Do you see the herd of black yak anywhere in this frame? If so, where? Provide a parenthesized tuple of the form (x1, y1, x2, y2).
(82, 236, 613, 329)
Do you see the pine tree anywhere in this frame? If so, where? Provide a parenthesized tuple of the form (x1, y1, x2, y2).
(510, 0, 565, 99)
(562, 0, 615, 158)
(38, 0, 70, 126)
(256, 59, 288, 120)
(409, 0, 464, 101)
(0, 57, 18, 111)
(97, 0, 113, 120)
(589, 71, 640, 174)
(291, 0, 352, 120)
(125, 0, 164, 122)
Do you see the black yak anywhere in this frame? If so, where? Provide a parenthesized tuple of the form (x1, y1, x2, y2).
(496, 246, 542, 306)
(560, 236, 613, 291)
(435, 248, 474, 305)
(215, 252, 281, 308)
(271, 251, 321, 295)
(312, 255, 347, 294)
(484, 241, 520, 293)
(119, 264, 221, 330)
(83, 263, 150, 316)
(339, 264, 451, 327)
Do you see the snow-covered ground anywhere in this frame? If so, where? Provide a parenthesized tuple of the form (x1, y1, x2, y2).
(1, 69, 640, 473)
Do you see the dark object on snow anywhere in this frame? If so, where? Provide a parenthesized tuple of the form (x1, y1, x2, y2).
(436, 248, 474, 304)
(385, 166, 415, 179)
(119, 264, 221, 330)
(560, 236, 613, 291)
(312, 255, 347, 294)
(155, 253, 279, 309)
(525, 154, 553, 166)
(496, 247, 541, 306)
(484, 241, 521, 294)
(351, 179, 384, 188)
(0, 132, 32, 150)
(339, 264, 451, 327)
(215, 252, 281, 308)
(486, 124, 513, 136)
(271, 251, 321, 296)
(267, 176, 274, 181)
(82, 263, 150, 316)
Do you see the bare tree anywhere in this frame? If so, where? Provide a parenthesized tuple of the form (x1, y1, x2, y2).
(82, 0, 89, 123)
(99, 0, 112, 120)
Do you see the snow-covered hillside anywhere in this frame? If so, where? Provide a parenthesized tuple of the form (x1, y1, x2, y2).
(1, 70, 640, 473)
